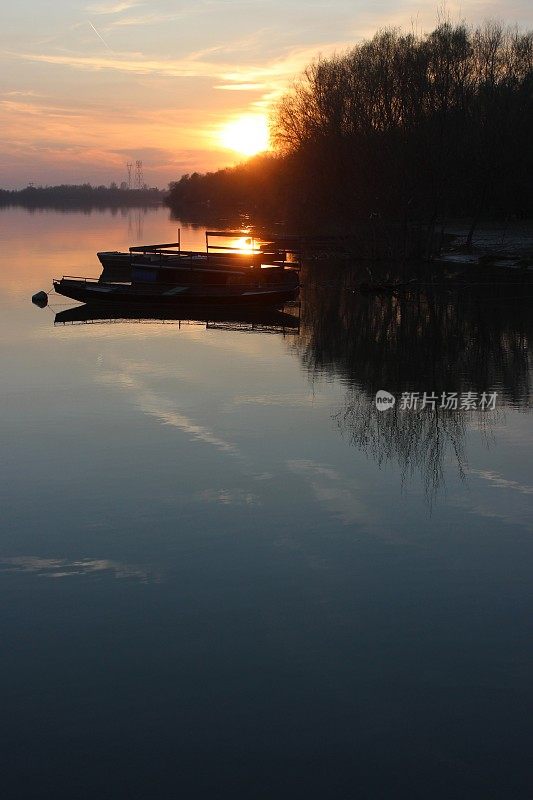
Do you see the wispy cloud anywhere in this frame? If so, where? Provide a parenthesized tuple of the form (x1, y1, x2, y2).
(86, 1, 142, 14)
(13, 51, 218, 78)
(187, 31, 271, 62)
(104, 5, 203, 28)
(215, 83, 265, 91)
(0, 90, 45, 98)
(12, 38, 345, 105)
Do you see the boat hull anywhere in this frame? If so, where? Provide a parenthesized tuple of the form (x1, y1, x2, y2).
(53, 278, 299, 306)
(96, 251, 260, 270)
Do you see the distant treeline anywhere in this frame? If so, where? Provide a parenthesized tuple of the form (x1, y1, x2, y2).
(0, 183, 166, 209)
(167, 22, 533, 237)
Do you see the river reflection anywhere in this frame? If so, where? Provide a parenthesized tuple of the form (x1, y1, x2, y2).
(294, 265, 531, 501)
(54, 302, 301, 335)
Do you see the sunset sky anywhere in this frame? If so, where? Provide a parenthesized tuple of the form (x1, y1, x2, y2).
(1, 0, 532, 188)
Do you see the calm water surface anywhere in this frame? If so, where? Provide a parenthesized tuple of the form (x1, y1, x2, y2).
(1, 207, 532, 799)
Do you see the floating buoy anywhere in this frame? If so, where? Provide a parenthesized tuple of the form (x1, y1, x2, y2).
(32, 291, 48, 307)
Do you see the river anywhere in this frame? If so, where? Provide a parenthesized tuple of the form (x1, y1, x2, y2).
(1, 205, 531, 799)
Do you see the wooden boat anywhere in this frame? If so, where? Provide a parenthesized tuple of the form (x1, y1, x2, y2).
(97, 230, 299, 274)
(53, 277, 299, 305)
(53, 263, 299, 306)
(97, 230, 184, 270)
(97, 247, 183, 270)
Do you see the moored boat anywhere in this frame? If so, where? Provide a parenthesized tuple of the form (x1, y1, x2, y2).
(53, 278, 299, 305)
(53, 264, 299, 306)
(97, 231, 184, 270)
(97, 230, 299, 274)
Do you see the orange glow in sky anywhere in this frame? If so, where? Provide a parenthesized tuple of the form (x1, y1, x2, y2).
(1, 2, 524, 188)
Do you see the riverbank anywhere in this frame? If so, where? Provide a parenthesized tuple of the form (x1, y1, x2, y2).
(436, 220, 533, 271)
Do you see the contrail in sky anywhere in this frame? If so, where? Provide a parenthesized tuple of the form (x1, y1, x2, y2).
(88, 20, 114, 53)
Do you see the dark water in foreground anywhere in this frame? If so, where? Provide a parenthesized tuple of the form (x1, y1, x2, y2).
(1, 207, 532, 799)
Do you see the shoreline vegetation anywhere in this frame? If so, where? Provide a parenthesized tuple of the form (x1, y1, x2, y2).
(166, 21, 533, 262)
(0, 184, 166, 210)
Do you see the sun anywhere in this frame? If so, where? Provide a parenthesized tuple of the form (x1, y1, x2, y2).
(219, 115, 270, 157)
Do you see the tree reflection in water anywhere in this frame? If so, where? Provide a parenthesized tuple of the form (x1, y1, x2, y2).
(293, 263, 532, 502)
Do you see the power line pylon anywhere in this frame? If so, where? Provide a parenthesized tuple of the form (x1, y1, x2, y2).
(135, 160, 144, 189)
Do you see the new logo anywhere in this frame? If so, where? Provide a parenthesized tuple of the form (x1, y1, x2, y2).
(375, 390, 395, 411)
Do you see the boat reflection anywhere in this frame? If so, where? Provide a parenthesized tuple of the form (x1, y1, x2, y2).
(54, 301, 301, 335)
(295, 266, 532, 501)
